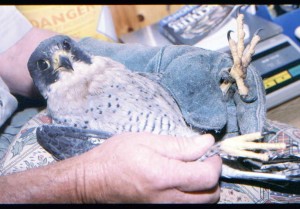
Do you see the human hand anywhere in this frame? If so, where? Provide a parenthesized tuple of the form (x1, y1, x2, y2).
(0, 132, 221, 203)
(73, 132, 222, 203)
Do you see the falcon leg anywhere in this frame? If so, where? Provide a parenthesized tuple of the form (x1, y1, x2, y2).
(220, 9, 261, 103)
(199, 132, 289, 180)
(219, 132, 286, 161)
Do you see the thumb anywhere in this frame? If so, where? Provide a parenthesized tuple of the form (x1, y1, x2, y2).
(142, 133, 215, 161)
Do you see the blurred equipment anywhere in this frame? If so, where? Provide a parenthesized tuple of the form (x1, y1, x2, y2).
(121, 5, 300, 109)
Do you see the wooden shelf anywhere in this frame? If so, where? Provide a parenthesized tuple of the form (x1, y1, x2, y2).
(109, 5, 184, 37)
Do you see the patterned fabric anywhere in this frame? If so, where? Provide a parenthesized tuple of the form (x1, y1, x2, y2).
(0, 110, 299, 203)
(219, 120, 300, 203)
(0, 110, 54, 175)
(0, 77, 18, 128)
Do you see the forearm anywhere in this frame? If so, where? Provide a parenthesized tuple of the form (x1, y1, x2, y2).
(0, 27, 57, 98)
(0, 156, 85, 203)
(0, 133, 221, 203)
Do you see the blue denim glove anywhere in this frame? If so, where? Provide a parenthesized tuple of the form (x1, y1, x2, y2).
(78, 38, 266, 136)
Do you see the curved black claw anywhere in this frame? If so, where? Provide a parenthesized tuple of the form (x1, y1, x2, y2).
(254, 28, 263, 36)
(261, 131, 276, 136)
(227, 30, 234, 41)
(235, 5, 244, 17)
(36, 125, 114, 160)
(240, 94, 257, 103)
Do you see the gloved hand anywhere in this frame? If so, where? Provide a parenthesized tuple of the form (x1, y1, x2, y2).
(78, 38, 266, 137)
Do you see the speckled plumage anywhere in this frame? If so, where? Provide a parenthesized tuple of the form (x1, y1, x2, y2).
(47, 56, 197, 137)
(28, 35, 198, 139)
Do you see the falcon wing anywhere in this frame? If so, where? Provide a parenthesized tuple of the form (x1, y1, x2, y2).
(36, 124, 113, 160)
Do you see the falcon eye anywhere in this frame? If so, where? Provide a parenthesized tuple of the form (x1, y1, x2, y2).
(62, 40, 71, 51)
(37, 59, 50, 71)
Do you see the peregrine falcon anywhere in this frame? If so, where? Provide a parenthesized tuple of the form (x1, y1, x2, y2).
(28, 12, 297, 181)
(28, 35, 198, 137)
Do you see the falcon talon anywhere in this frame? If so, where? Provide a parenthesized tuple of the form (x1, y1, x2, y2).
(261, 131, 276, 136)
(235, 5, 243, 17)
(227, 30, 234, 41)
(285, 144, 292, 149)
(254, 28, 263, 36)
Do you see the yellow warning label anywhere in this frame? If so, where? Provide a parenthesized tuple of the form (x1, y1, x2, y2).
(17, 5, 112, 42)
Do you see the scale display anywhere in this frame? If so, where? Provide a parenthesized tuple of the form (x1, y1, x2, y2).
(251, 34, 300, 109)
(253, 42, 300, 93)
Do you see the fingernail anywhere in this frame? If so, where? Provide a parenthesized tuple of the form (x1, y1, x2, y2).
(193, 134, 215, 147)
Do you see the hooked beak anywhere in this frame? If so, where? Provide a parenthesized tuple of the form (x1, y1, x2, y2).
(57, 55, 74, 71)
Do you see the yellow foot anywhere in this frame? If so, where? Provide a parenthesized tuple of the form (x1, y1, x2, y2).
(220, 8, 262, 103)
(199, 132, 286, 161)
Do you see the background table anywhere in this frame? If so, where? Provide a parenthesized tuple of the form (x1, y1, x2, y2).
(267, 96, 300, 128)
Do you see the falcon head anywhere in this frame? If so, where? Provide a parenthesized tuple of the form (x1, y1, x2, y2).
(27, 35, 92, 99)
